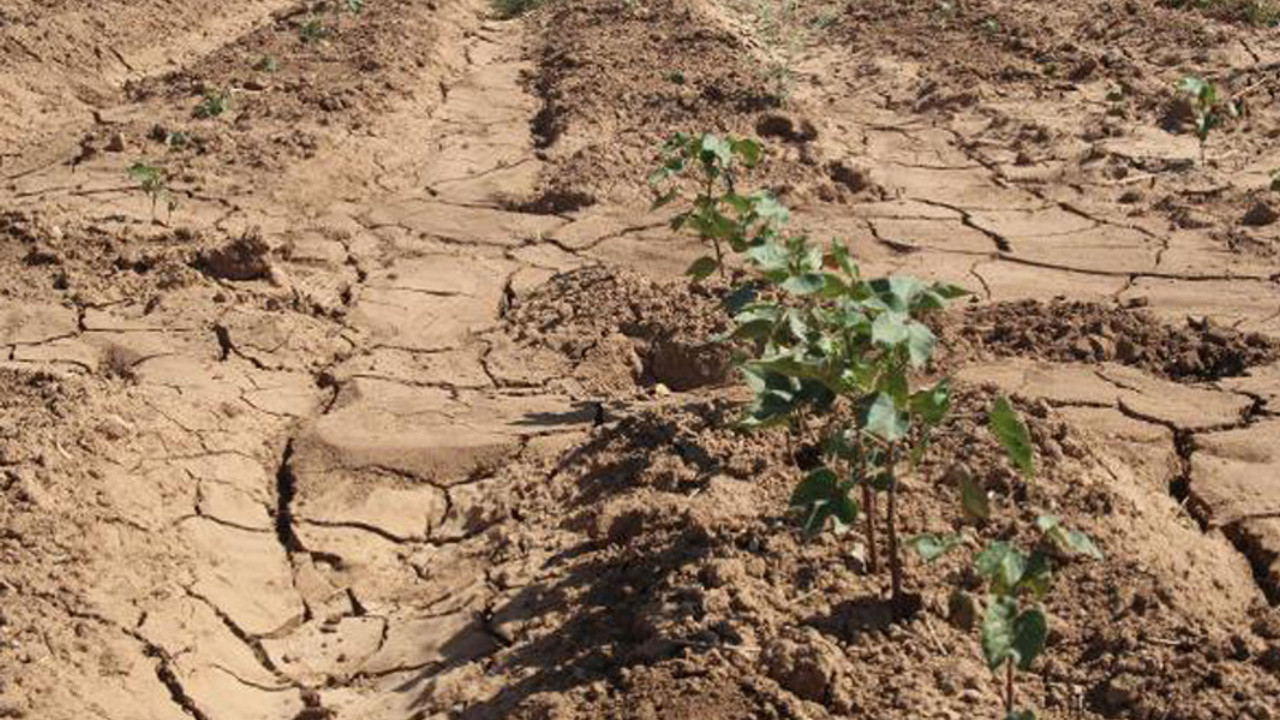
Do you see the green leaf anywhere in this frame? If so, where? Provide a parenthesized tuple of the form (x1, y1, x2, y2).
(732, 138, 762, 167)
(1179, 74, 1211, 102)
(790, 467, 858, 537)
(828, 241, 856, 276)
(871, 311, 909, 347)
(976, 542, 1027, 595)
(989, 396, 1034, 479)
(1020, 550, 1053, 599)
(982, 598, 1047, 672)
(781, 273, 826, 295)
(862, 392, 909, 442)
(982, 595, 1018, 670)
(1011, 608, 1048, 670)
(749, 191, 789, 225)
(700, 134, 733, 168)
(1006, 711, 1037, 720)
(905, 321, 937, 368)
(908, 533, 962, 562)
(686, 256, 719, 279)
(722, 286, 758, 315)
(1036, 516, 1103, 560)
(959, 471, 991, 520)
(910, 381, 951, 426)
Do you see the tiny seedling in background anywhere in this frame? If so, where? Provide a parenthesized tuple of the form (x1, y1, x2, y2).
(254, 54, 280, 73)
(1179, 75, 1239, 163)
(127, 162, 176, 223)
(1270, 169, 1280, 192)
(649, 132, 780, 279)
(194, 89, 230, 119)
(344, 0, 366, 13)
(300, 17, 331, 43)
(754, 0, 802, 103)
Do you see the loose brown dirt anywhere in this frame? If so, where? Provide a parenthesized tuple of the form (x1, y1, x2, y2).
(2, 0, 1280, 718)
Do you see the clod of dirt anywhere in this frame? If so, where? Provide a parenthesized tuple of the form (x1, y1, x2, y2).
(946, 299, 1279, 381)
(195, 229, 273, 281)
(826, 161, 870, 193)
(763, 630, 846, 703)
(503, 267, 731, 394)
(755, 112, 818, 144)
(1243, 200, 1279, 227)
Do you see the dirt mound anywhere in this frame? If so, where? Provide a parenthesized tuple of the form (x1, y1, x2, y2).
(524, 0, 876, 208)
(946, 299, 1279, 381)
(462, 389, 1280, 719)
(500, 266, 732, 394)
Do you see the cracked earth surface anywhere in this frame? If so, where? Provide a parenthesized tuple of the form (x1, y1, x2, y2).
(3, 0, 1280, 718)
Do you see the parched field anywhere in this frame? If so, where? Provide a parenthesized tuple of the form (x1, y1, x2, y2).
(2, 0, 1280, 718)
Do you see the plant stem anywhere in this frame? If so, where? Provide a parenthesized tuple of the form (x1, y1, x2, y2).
(864, 484, 878, 574)
(857, 447, 878, 574)
(1005, 658, 1015, 714)
(887, 442, 902, 605)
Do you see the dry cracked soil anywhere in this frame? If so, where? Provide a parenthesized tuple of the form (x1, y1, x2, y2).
(3, 0, 1280, 718)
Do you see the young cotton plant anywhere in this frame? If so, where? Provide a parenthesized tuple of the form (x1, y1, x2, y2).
(975, 516, 1102, 720)
(127, 162, 176, 224)
(649, 132, 789, 279)
(721, 226, 965, 612)
(915, 400, 1102, 720)
(1179, 75, 1239, 163)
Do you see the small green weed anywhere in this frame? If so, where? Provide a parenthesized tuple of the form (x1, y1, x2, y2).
(194, 89, 230, 119)
(254, 54, 280, 73)
(300, 17, 331, 43)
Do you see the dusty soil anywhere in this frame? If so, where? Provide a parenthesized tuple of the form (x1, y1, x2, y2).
(2, 0, 1280, 719)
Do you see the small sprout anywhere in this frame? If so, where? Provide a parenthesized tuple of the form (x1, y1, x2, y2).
(1179, 75, 1240, 163)
(974, 519, 1102, 717)
(254, 54, 280, 73)
(649, 132, 770, 279)
(344, 0, 366, 13)
(127, 162, 176, 223)
(300, 17, 331, 43)
(1270, 169, 1280, 192)
(194, 89, 230, 119)
(666, 71, 686, 85)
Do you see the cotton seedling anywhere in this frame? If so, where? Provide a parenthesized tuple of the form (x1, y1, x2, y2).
(127, 162, 176, 223)
(730, 247, 964, 611)
(300, 17, 331, 43)
(654, 136, 970, 610)
(649, 132, 789, 280)
(679, 172, 967, 609)
(1270, 168, 1280, 192)
(914, 400, 1101, 719)
(1179, 75, 1239, 163)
